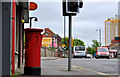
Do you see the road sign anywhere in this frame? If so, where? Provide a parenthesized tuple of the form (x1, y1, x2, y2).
(29, 2, 38, 10)
(62, 44, 66, 47)
(114, 37, 120, 43)
(112, 37, 120, 43)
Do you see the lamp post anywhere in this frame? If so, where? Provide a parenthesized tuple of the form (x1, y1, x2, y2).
(29, 17, 38, 28)
(96, 29, 101, 47)
(63, 16, 66, 57)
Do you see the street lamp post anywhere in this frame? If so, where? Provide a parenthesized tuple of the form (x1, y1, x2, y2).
(29, 17, 38, 28)
(63, 16, 66, 57)
(96, 29, 101, 47)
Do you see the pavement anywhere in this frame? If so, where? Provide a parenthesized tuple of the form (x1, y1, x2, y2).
(41, 57, 59, 60)
(11, 57, 119, 77)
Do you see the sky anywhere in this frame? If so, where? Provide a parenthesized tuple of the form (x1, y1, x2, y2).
(25, 0, 119, 47)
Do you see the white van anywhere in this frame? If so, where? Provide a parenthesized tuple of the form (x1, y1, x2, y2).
(73, 46, 86, 58)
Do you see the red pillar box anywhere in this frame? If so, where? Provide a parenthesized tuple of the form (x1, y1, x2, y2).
(24, 28, 43, 75)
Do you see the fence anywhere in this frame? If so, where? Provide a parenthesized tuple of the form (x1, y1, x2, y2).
(41, 47, 58, 57)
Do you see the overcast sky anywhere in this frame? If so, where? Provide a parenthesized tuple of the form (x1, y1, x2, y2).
(25, 0, 119, 47)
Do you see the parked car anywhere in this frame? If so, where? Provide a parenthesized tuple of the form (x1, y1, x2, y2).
(95, 47, 111, 59)
(73, 46, 87, 58)
(86, 54, 92, 58)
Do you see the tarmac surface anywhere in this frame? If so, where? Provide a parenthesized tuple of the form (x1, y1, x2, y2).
(11, 57, 119, 77)
(41, 58, 118, 75)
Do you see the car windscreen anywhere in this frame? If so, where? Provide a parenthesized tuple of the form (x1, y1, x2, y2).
(98, 48, 108, 52)
(75, 47, 85, 51)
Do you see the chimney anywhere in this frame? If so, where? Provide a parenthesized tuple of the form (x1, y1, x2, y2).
(45, 28, 49, 31)
(44, 28, 55, 35)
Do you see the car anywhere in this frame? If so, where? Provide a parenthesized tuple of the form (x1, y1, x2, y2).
(73, 46, 86, 58)
(95, 47, 110, 59)
(86, 54, 92, 58)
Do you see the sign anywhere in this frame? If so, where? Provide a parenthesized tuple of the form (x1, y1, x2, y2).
(42, 38, 52, 47)
(29, 2, 38, 10)
(62, 44, 66, 47)
(112, 37, 120, 43)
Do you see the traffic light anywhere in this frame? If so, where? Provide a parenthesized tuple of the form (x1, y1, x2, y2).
(63, 0, 76, 16)
(63, 0, 83, 16)
(67, 0, 83, 14)
(79, 0, 83, 8)
(67, 0, 79, 13)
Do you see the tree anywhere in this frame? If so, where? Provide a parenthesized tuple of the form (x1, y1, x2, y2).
(87, 46, 96, 56)
(92, 40, 100, 50)
(61, 37, 69, 50)
(73, 39, 85, 46)
(61, 37, 69, 47)
(61, 37, 85, 50)
(87, 40, 100, 56)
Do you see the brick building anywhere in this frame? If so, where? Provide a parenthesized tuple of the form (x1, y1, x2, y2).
(42, 28, 62, 50)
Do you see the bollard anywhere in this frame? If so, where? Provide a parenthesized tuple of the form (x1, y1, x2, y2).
(24, 28, 43, 75)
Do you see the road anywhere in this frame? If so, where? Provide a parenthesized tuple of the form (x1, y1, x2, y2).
(41, 58, 118, 76)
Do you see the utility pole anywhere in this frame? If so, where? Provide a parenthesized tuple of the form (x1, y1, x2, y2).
(68, 15, 72, 71)
(99, 29, 101, 47)
(96, 29, 101, 47)
(64, 16, 66, 45)
(64, 16, 66, 57)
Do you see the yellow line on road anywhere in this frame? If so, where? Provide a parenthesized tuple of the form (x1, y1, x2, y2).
(95, 72, 116, 77)
(95, 72, 108, 76)
(56, 59, 61, 61)
(72, 66, 85, 70)
(72, 66, 114, 77)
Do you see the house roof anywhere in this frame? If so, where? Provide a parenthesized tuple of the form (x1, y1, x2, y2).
(45, 28, 55, 35)
(43, 28, 62, 40)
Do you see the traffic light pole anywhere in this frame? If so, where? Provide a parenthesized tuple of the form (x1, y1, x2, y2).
(64, 16, 66, 57)
(64, 16, 66, 45)
(68, 15, 72, 71)
(99, 29, 101, 47)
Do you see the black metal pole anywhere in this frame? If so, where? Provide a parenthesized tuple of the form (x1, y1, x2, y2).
(30, 18, 32, 28)
(68, 15, 72, 71)
(52, 37, 54, 48)
(117, 43, 119, 58)
(18, 7, 22, 68)
(64, 16, 66, 44)
(22, 22, 24, 64)
(64, 16, 66, 57)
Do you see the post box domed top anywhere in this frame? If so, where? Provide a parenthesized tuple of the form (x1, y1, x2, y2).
(25, 28, 43, 32)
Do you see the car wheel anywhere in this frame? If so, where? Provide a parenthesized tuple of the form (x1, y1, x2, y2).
(95, 56, 99, 59)
(107, 56, 111, 59)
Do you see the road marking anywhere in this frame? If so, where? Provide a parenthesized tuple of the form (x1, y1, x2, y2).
(56, 59, 61, 61)
(71, 65, 115, 77)
(98, 72, 108, 76)
(94, 71, 108, 76)
(72, 65, 85, 70)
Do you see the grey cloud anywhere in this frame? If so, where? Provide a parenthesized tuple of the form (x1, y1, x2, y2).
(25, 1, 117, 46)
